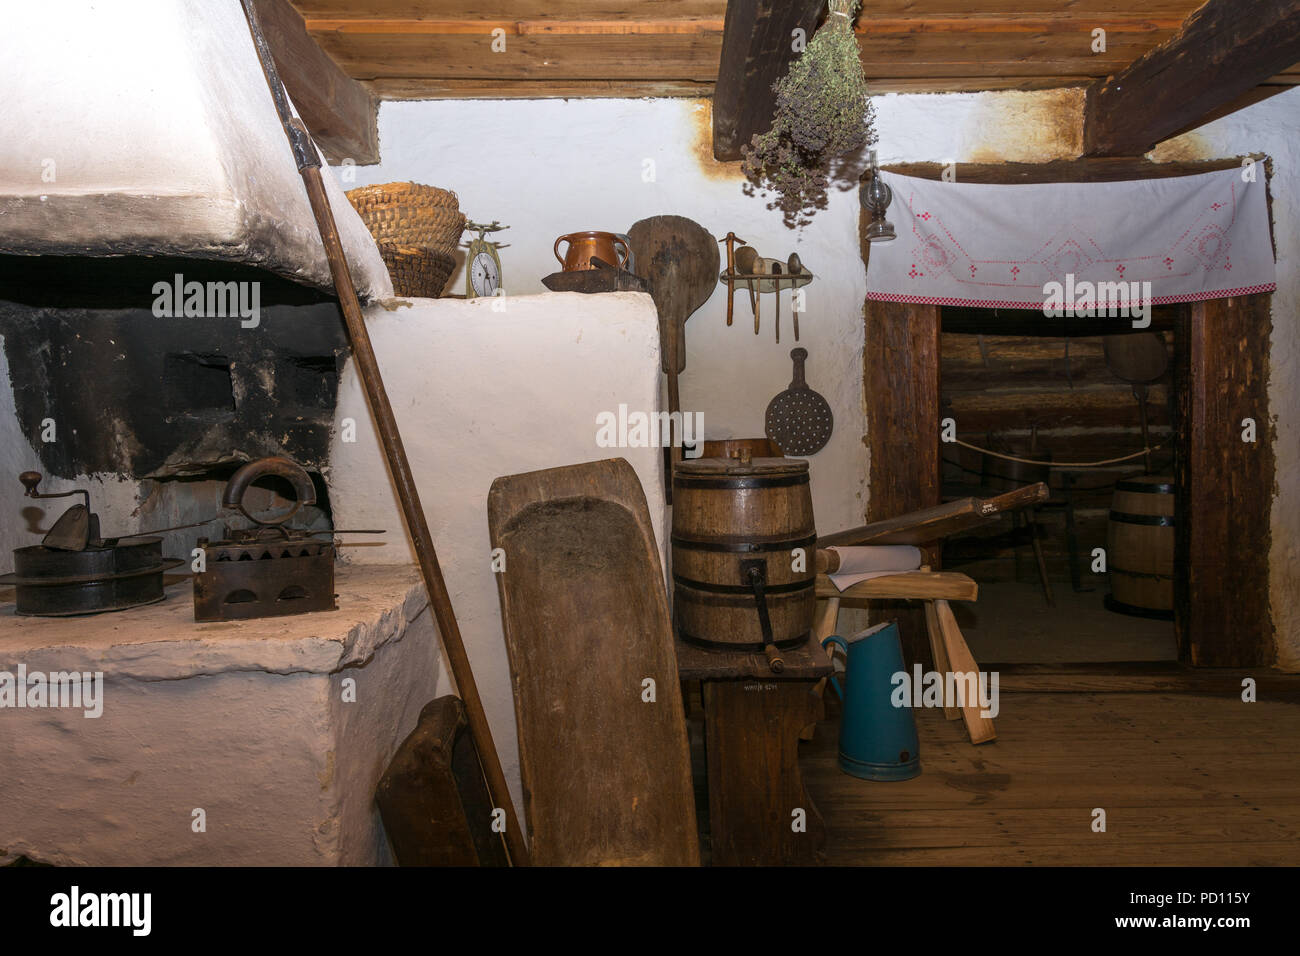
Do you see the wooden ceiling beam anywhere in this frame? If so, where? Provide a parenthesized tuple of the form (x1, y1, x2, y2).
(306, 18, 726, 35)
(367, 78, 715, 99)
(292, 0, 1203, 18)
(294, 0, 726, 16)
(711, 0, 824, 162)
(304, 14, 1181, 36)
(1162, 82, 1297, 142)
(253, 0, 379, 165)
(289, 1, 1294, 106)
(1082, 0, 1300, 156)
(856, 16, 1184, 33)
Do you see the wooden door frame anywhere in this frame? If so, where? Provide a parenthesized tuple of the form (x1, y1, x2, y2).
(864, 157, 1277, 667)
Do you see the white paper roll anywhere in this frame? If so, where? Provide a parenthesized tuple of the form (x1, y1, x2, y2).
(826, 545, 923, 591)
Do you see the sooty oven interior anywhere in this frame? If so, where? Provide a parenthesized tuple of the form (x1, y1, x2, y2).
(0, 253, 350, 584)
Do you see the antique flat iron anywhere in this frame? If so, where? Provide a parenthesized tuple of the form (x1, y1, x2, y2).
(193, 456, 346, 622)
(0, 472, 183, 616)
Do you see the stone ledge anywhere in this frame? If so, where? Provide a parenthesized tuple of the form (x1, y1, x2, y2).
(0, 564, 429, 682)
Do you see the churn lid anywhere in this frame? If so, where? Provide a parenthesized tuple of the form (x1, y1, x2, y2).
(673, 449, 808, 477)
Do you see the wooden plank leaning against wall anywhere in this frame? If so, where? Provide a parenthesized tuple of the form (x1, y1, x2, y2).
(864, 157, 1276, 668)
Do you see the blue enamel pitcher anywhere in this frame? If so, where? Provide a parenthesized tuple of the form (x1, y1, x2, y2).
(822, 620, 921, 781)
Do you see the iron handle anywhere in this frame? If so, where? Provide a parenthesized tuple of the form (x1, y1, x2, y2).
(222, 456, 317, 525)
(18, 471, 91, 511)
(743, 559, 785, 674)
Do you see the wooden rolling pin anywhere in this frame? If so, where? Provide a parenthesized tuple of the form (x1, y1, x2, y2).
(817, 483, 1050, 551)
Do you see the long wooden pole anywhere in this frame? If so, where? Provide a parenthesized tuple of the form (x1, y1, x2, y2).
(240, 0, 529, 866)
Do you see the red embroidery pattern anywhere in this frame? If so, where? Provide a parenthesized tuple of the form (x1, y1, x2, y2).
(865, 283, 1275, 309)
(898, 181, 1243, 291)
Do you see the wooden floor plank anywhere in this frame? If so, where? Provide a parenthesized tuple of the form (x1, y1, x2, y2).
(828, 807, 1300, 850)
(803, 691, 1300, 864)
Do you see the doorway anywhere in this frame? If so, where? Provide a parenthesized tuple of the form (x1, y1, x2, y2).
(938, 306, 1179, 664)
(863, 159, 1276, 669)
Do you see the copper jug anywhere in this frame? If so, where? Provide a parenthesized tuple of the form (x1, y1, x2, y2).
(553, 231, 630, 272)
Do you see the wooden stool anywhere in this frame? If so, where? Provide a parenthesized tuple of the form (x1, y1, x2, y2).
(675, 631, 832, 866)
(810, 570, 996, 745)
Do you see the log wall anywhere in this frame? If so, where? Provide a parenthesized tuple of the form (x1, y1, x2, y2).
(940, 319, 1177, 582)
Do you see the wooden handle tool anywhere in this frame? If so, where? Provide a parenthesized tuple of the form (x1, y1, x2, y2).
(719, 232, 746, 327)
(788, 254, 802, 341)
(772, 262, 782, 344)
(734, 245, 759, 334)
(241, 0, 527, 866)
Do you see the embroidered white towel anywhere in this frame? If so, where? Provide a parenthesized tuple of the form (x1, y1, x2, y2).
(865, 167, 1275, 310)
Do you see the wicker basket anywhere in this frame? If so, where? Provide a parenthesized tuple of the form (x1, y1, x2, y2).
(377, 243, 457, 298)
(346, 182, 466, 257)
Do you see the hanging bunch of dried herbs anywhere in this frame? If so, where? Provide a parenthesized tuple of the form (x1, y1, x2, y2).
(740, 0, 877, 228)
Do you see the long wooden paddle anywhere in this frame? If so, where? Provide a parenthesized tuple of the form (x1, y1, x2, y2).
(627, 216, 719, 494)
(240, 0, 528, 865)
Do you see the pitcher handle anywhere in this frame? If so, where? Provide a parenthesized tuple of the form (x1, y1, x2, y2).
(612, 235, 631, 268)
(821, 635, 848, 700)
(553, 234, 571, 266)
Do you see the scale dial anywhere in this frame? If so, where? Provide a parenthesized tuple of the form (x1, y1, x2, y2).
(470, 249, 500, 297)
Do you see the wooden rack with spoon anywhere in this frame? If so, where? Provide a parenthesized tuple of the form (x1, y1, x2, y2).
(718, 247, 814, 343)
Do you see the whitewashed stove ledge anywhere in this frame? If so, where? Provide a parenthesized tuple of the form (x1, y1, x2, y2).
(0, 564, 435, 866)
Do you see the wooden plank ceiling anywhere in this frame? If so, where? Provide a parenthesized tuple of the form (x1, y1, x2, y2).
(289, 0, 1300, 100)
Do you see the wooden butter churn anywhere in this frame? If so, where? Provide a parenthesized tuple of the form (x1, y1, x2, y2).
(671, 449, 816, 671)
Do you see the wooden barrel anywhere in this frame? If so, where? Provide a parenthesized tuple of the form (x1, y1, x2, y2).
(671, 455, 815, 649)
(1106, 476, 1175, 619)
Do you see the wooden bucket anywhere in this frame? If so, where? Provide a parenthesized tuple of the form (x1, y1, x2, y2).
(1106, 476, 1175, 619)
(671, 455, 815, 649)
